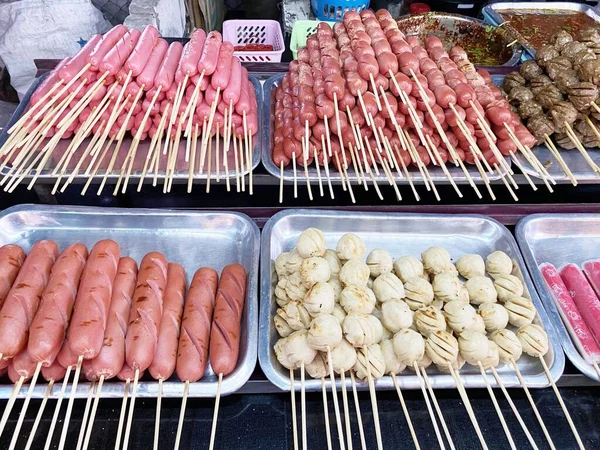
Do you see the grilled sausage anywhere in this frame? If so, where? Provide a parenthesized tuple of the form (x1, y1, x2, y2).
(149, 263, 186, 381)
(28, 243, 88, 366)
(176, 268, 218, 382)
(0, 240, 59, 360)
(67, 240, 120, 360)
(0, 245, 26, 309)
(210, 264, 247, 376)
(125, 252, 168, 372)
(83, 257, 137, 380)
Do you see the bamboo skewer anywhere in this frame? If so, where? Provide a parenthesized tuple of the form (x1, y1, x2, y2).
(403, 129, 440, 201)
(206, 130, 212, 193)
(24, 379, 54, 450)
(321, 135, 335, 199)
(489, 367, 538, 450)
(239, 135, 245, 192)
(350, 372, 367, 450)
(0, 376, 25, 438)
(301, 363, 307, 450)
(208, 373, 224, 450)
(477, 362, 517, 450)
(216, 123, 221, 183)
(333, 93, 348, 169)
(187, 123, 199, 193)
(545, 135, 577, 185)
(8, 362, 43, 450)
(425, 135, 462, 198)
(539, 356, 584, 450)
(290, 369, 299, 450)
(74, 380, 96, 450)
(82, 375, 105, 450)
(44, 366, 73, 450)
(364, 347, 383, 450)
(339, 372, 353, 450)
(326, 346, 346, 450)
(303, 121, 313, 201)
(336, 150, 356, 203)
(564, 121, 600, 174)
(57, 356, 84, 450)
(154, 378, 164, 450)
(321, 377, 333, 450)
(114, 378, 131, 450)
(394, 143, 420, 201)
(121, 368, 141, 450)
(391, 373, 420, 450)
(504, 125, 554, 191)
(173, 380, 190, 450)
(448, 365, 488, 450)
(419, 367, 455, 450)
(413, 362, 445, 450)
(313, 146, 324, 197)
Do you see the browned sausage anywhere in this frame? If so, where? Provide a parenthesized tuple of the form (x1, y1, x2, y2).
(176, 268, 219, 382)
(149, 263, 186, 381)
(0, 245, 26, 309)
(125, 252, 168, 372)
(0, 240, 59, 360)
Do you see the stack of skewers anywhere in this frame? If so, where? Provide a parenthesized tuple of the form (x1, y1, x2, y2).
(0, 24, 259, 196)
(0, 240, 248, 450)
(272, 228, 584, 450)
(503, 28, 600, 183)
(271, 9, 557, 204)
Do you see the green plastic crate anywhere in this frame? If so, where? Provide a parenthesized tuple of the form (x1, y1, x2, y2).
(290, 20, 334, 60)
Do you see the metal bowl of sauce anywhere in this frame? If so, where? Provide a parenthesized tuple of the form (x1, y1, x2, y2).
(396, 12, 522, 67)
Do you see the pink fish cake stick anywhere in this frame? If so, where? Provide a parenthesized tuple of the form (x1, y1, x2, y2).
(583, 260, 600, 299)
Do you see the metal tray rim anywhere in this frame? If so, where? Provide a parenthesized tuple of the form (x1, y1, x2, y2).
(0, 204, 261, 399)
(259, 209, 565, 392)
(516, 212, 600, 382)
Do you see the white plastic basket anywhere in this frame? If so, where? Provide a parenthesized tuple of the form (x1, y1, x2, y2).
(222, 19, 285, 63)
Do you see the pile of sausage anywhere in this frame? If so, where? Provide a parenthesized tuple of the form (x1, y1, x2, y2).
(0, 240, 247, 387)
(271, 9, 537, 172)
(24, 25, 258, 143)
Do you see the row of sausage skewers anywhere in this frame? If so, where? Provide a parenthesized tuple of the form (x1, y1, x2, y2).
(0, 25, 259, 196)
(0, 240, 247, 450)
(271, 228, 584, 450)
(271, 10, 559, 204)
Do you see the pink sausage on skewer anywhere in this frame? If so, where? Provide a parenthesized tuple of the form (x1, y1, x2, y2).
(560, 264, 600, 346)
(583, 260, 600, 299)
(541, 263, 600, 363)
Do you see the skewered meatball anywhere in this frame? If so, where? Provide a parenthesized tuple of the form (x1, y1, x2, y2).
(545, 57, 572, 80)
(586, 42, 600, 56)
(572, 49, 596, 71)
(508, 86, 534, 105)
(579, 27, 600, 45)
(549, 101, 580, 131)
(535, 84, 563, 109)
(555, 132, 579, 149)
(530, 75, 553, 95)
(561, 41, 587, 60)
(527, 115, 556, 141)
(554, 69, 580, 94)
(502, 72, 526, 93)
(519, 60, 543, 81)
(535, 44, 560, 67)
(550, 30, 574, 50)
(518, 100, 544, 120)
(568, 82, 599, 112)
(578, 59, 600, 84)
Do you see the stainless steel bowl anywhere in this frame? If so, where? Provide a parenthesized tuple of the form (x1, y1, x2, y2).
(396, 12, 522, 67)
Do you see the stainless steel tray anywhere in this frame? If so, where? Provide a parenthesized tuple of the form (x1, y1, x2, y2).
(516, 214, 600, 382)
(490, 74, 600, 183)
(482, 2, 600, 58)
(396, 12, 522, 67)
(0, 75, 262, 185)
(259, 209, 564, 392)
(261, 73, 509, 185)
(0, 204, 260, 398)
